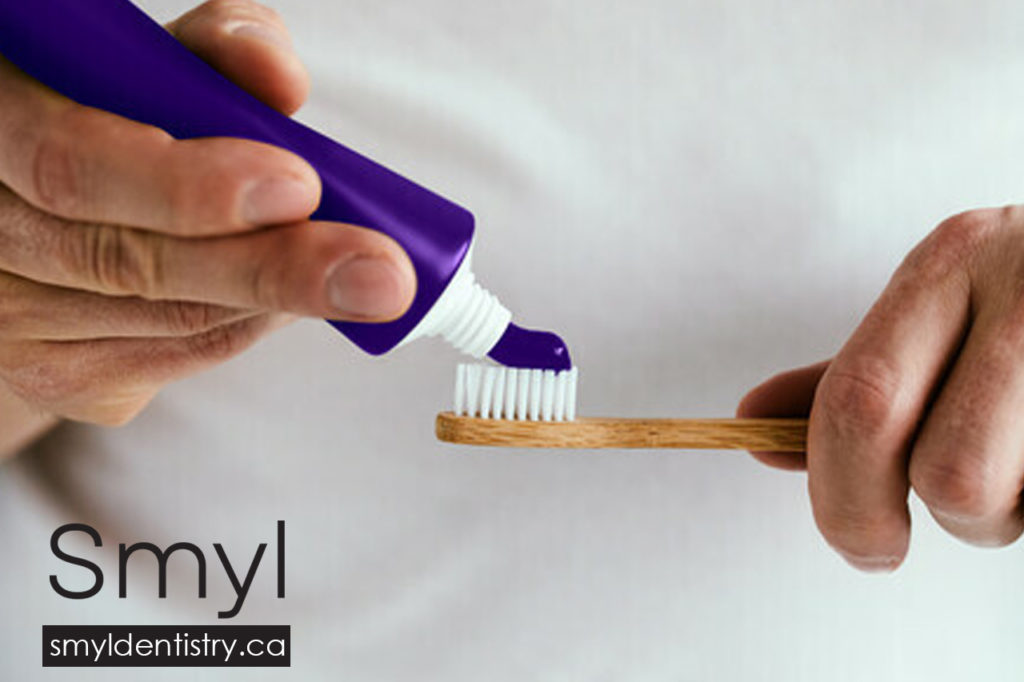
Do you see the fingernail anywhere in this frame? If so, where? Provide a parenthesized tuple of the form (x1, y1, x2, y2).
(242, 176, 317, 226)
(838, 550, 901, 573)
(229, 21, 291, 51)
(326, 256, 414, 320)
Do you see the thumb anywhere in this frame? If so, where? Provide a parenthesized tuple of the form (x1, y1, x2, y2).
(166, 0, 310, 115)
(736, 360, 830, 471)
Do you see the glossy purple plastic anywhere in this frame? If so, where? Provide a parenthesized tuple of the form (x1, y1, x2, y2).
(0, 0, 472, 355)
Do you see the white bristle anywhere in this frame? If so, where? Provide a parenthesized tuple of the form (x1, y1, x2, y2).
(489, 368, 501, 417)
(480, 367, 496, 419)
(566, 367, 578, 420)
(528, 369, 542, 420)
(553, 370, 567, 421)
(541, 370, 555, 421)
(504, 370, 518, 419)
(465, 364, 483, 417)
(516, 369, 529, 419)
(454, 363, 578, 421)
(455, 364, 467, 416)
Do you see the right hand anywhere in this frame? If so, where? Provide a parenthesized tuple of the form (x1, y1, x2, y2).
(0, 0, 416, 427)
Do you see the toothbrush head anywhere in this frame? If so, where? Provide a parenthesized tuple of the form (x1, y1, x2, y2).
(453, 363, 578, 421)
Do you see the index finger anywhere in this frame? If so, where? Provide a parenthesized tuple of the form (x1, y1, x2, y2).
(0, 54, 320, 236)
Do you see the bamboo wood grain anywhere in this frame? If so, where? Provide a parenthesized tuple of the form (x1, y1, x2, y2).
(436, 413, 808, 451)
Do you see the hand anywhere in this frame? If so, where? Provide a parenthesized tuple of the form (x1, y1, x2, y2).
(738, 207, 1024, 571)
(0, 0, 416, 429)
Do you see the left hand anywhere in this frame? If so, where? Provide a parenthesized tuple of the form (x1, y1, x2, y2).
(738, 206, 1024, 571)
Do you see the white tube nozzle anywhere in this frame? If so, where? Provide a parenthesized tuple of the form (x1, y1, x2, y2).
(398, 246, 511, 357)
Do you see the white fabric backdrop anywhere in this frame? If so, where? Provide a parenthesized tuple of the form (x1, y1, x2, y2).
(3, 0, 1024, 679)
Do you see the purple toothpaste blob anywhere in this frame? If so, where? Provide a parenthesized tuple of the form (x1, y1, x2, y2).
(488, 324, 572, 371)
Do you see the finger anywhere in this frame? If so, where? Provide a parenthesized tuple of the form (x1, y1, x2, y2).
(909, 225, 1024, 546)
(0, 271, 254, 340)
(0, 313, 292, 425)
(808, 211, 983, 571)
(0, 192, 416, 321)
(0, 57, 320, 235)
(150, 222, 418, 321)
(167, 0, 310, 115)
(909, 314, 1024, 546)
(736, 360, 829, 471)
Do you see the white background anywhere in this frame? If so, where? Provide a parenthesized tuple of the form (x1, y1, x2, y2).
(3, 0, 1024, 679)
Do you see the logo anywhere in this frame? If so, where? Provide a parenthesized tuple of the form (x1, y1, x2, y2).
(43, 521, 289, 668)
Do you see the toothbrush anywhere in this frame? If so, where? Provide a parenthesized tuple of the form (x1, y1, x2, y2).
(439, 363, 807, 451)
(436, 413, 808, 451)
(0, 0, 572, 373)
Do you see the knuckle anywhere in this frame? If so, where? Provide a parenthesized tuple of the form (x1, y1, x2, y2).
(24, 106, 170, 221)
(161, 301, 221, 335)
(248, 260, 283, 309)
(166, 140, 250, 233)
(0, 345, 153, 425)
(183, 317, 261, 362)
(911, 456, 999, 520)
(817, 360, 907, 435)
(932, 209, 998, 254)
(28, 113, 81, 215)
(0, 349, 81, 408)
(905, 209, 996, 280)
(71, 225, 164, 296)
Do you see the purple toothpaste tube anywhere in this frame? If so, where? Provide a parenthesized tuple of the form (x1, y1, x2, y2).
(0, 0, 571, 371)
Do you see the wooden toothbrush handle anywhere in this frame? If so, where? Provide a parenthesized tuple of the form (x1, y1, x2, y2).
(435, 413, 809, 451)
